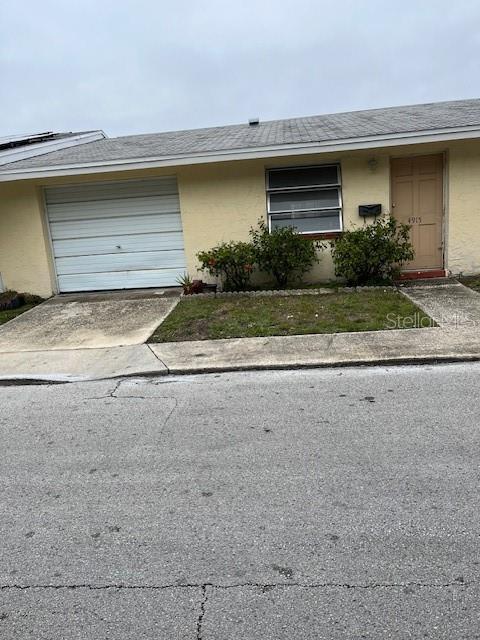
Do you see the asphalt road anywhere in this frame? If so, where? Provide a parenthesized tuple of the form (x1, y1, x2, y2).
(1, 363, 480, 638)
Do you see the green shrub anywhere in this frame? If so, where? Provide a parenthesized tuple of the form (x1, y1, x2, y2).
(20, 292, 45, 305)
(0, 290, 19, 302)
(331, 217, 414, 285)
(250, 220, 320, 288)
(197, 241, 255, 291)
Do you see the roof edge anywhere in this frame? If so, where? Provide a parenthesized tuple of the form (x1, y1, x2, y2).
(0, 130, 107, 167)
(1, 124, 480, 182)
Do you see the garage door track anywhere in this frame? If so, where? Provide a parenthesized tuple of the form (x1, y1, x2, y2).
(0, 289, 180, 352)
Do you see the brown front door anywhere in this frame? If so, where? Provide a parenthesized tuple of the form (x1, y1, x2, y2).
(390, 154, 444, 270)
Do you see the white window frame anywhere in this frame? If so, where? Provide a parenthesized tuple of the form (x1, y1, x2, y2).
(266, 163, 343, 234)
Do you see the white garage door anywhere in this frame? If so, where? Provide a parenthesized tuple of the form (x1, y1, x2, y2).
(45, 178, 186, 292)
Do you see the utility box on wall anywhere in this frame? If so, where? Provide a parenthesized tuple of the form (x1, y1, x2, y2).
(358, 204, 382, 218)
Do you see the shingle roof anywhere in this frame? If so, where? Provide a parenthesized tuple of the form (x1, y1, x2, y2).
(2, 99, 480, 172)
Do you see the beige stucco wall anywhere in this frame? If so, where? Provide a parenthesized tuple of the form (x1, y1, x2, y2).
(1, 138, 480, 296)
(445, 140, 480, 275)
(177, 161, 266, 277)
(0, 182, 53, 297)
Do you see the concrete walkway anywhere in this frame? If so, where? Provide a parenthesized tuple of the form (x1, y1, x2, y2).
(401, 280, 480, 328)
(1, 282, 480, 382)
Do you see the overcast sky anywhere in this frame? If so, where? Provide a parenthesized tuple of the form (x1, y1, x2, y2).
(1, 0, 479, 138)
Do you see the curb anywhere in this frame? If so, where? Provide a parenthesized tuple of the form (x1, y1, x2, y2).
(1, 353, 479, 386)
(164, 353, 480, 375)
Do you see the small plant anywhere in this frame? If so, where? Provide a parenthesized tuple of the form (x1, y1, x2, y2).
(176, 273, 205, 295)
(197, 241, 255, 291)
(19, 292, 45, 305)
(0, 290, 24, 311)
(0, 290, 45, 311)
(250, 220, 320, 288)
(331, 217, 415, 285)
(0, 290, 19, 301)
(176, 273, 194, 295)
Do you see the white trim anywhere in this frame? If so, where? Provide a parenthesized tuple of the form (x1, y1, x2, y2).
(270, 206, 341, 214)
(39, 187, 60, 295)
(0, 131, 106, 167)
(267, 183, 340, 192)
(442, 150, 449, 271)
(2, 125, 480, 181)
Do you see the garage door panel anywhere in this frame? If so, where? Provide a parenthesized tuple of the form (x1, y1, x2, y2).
(52, 232, 185, 258)
(47, 195, 180, 223)
(57, 268, 186, 292)
(45, 178, 186, 292)
(50, 213, 183, 240)
(45, 178, 178, 204)
(55, 250, 186, 275)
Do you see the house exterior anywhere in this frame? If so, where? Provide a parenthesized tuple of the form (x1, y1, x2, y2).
(1, 99, 480, 297)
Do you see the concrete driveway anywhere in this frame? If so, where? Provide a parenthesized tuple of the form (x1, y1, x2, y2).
(0, 289, 180, 352)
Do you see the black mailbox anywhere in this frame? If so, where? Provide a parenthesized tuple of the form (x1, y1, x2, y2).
(359, 204, 381, 217)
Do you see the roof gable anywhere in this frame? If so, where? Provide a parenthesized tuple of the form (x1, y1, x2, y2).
(0, 130, 106, 167)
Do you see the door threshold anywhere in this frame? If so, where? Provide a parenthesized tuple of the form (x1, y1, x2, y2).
(398, 269, 447, 281)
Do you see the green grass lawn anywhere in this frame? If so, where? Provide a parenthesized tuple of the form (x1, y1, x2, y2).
(149, 290, 433, 343)
(459, 275, 480, 293)
(0, 304, 37, 326)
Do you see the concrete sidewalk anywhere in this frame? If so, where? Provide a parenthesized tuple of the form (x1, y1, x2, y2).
(2, 325, 480, 382)
(151, 326, 480, 374)
(0, 344, 167, 383)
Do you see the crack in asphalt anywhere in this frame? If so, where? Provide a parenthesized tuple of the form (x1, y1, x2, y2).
(196, 584, 207, 640)
(84, 380, 122, 400)
(83, 381, 180, 432)
(160, 395, 178, 430)
(0, 580, 472, 591)
(80, 381, 179, 475)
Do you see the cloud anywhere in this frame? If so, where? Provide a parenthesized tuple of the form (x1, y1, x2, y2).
(0, 0, 479, 136)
